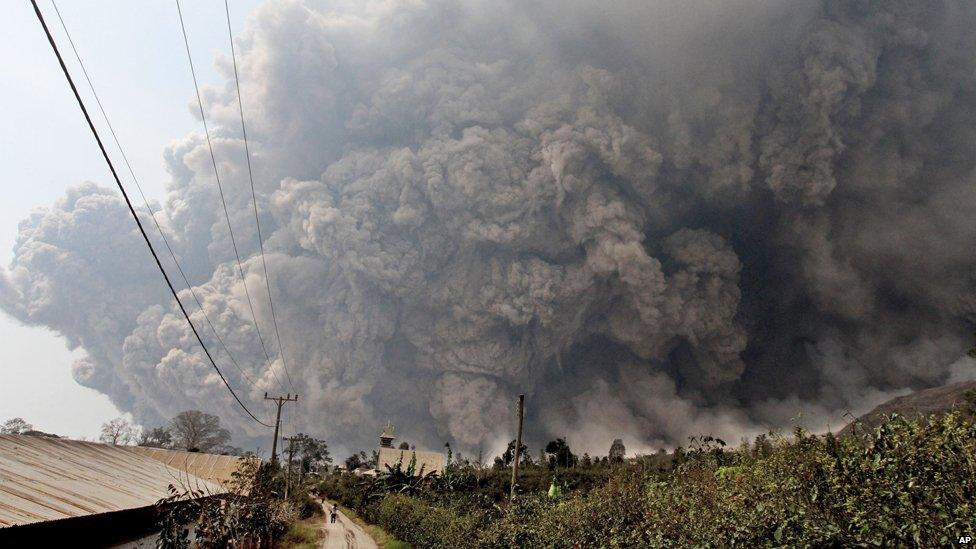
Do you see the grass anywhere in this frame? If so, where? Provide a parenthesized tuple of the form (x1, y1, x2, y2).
(276, 520, 323, 549)
(335, 501, 411, 549)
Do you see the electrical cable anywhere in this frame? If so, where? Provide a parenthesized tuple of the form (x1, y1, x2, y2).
(49, 0, 261, 393)
(174, 0, 286, 393)
(223, 0, 297, 394)
(30, 0, 272, 428)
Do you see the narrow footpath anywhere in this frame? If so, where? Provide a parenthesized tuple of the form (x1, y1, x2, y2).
(318, 500, 378, 549)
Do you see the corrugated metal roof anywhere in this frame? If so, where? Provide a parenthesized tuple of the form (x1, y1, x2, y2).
(0, 435, 223, 528)
(124, 446, 253, 487)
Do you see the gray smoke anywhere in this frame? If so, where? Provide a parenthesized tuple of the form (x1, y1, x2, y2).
(4, 0, 976, 455)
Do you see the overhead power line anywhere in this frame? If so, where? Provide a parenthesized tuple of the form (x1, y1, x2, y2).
(223, 0, 296, 394)
(30, 0, 271, 428)
(174, 0, 286, 393)
(49, 0, 261, 394)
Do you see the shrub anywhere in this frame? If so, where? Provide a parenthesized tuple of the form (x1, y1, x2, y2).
(155, 459, 309, 547)
(366, 493, 482, 548)
(321, 413, 976, 547)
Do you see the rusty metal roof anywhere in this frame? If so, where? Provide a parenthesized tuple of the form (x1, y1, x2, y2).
(124, 446, 253, 487)
(0, 435, 224, 528)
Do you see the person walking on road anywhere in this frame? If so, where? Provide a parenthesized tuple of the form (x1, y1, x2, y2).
(330, 503, 339, 524)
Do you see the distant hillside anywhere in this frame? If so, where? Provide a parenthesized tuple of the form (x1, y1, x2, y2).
(839, 380, 976, 437)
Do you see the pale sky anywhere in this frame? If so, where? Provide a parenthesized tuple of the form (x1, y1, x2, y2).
(0, 0, 260, 439)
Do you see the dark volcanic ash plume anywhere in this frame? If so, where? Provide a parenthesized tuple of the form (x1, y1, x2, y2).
(3, 0, 976, 454)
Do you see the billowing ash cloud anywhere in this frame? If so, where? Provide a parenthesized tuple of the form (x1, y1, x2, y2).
(4, 0, 976, 455)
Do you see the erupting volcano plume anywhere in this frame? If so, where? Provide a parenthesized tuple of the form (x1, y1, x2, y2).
(3, 0, 976, 455)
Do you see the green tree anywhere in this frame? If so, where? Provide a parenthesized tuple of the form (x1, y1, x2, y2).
(609, 438, 626, 462)
(501, 439, 530, 466)
(544, 438, 576, 468)
(289, 433, 332, 474)
(345, 450, 373, 470)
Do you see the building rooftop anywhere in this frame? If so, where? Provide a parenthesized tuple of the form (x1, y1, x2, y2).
(125, 446, 252, 487)
(0, 435, 224, 528)
(377, 447, 445, 475)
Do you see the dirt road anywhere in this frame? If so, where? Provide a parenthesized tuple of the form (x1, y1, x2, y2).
(319, 501, 378, 549)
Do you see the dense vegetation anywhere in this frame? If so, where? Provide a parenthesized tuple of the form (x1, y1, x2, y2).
(319, 412, 976, 547)
(154, 433, 330, 548)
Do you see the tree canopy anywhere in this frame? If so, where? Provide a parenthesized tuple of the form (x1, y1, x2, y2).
(0, 417, 32, 435)
(287, 433, 332, 474)
(501, 439, 530, 466)
(138, 426, 173, 448)
(170, 410, 231, 452)
(609, 438, 626, 462)
(345, 450, 376, 470)
(544, 438, 577, 468)
(100, 417, 136, 445)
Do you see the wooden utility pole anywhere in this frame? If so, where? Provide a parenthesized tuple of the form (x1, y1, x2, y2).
(264, 392, 298, 463)
(282, 435, 297, 499)
(510, 394, 525, 501)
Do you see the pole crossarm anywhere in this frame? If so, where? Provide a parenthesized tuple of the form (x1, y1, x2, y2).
(264, 392, 298, 462)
